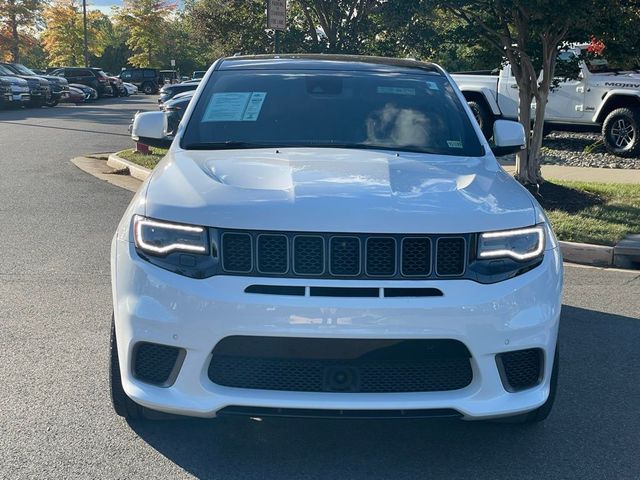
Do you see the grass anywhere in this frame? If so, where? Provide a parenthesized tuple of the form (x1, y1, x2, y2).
(117, 147, 168, 170)
(544, 180, 640, 246)
(113, 150, 639, 246)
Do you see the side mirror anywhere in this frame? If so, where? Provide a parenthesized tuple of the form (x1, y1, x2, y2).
(491, 120, 525, 156)
(131, 111, 173, 149)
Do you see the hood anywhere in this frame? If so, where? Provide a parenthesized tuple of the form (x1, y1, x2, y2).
(69, 83, 94, 93)
(40, 74, 68, 85)
(0, 75, 28, 86)
(16, 74, 48, 85)
(144, 148, 536, 233)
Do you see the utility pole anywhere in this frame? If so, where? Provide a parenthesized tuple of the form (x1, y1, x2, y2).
(82, 0, 89, 67)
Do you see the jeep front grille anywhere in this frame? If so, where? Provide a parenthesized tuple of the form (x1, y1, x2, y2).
(217, 229, 468, 279)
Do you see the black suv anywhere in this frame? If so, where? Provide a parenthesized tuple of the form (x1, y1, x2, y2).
(49, 67, 113, 97)
(119, 68, 160, 94)
(0, 62, 51, 107)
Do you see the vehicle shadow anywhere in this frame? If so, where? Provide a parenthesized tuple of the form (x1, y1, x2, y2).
(128, 304, 640, 479)
(0, 96, 155, 125)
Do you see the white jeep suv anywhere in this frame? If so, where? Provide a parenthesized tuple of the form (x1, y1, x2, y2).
(111, 55, 563, 423)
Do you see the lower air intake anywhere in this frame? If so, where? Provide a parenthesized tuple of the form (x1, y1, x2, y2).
(208, 337, 473, 393)
(496, 348, 543, 392)
(132, 342, 184, 386)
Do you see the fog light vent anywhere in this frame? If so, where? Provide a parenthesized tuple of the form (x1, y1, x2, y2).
(132, 342, 184, 386)
(496, 348, 543, 392)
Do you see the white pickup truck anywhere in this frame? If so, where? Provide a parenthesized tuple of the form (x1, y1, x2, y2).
(452, 45, 640, 157)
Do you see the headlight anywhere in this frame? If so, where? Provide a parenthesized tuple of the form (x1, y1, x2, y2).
(478, 225, 544, 261)
(132, 216, 218, 279)
(133, 215, 208, 255)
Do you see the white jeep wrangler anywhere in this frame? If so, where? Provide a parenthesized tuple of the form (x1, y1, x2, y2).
(452, 45, 640, 157)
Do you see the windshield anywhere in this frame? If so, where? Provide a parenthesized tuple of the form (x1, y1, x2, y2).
(0, 65, 16, 76)
(182, 69, 484, 157)
(13, 64, 36, 76)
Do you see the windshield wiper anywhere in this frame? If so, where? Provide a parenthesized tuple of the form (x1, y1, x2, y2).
(183, 141, 275, 150)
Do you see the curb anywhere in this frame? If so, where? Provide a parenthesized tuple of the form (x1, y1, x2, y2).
(559, 241, 614, 267)
(107, 152, 152, 182)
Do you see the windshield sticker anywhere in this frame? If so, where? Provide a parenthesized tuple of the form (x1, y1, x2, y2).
(203, 92, 267, 122)
(242, 92, 267, 121)
(447, 140, 463, 148)
(377, 86, 416, 96)
(426, 81, 439, 90)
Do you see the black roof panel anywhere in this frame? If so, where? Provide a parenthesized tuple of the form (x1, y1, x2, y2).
(218, 54, 442, 75)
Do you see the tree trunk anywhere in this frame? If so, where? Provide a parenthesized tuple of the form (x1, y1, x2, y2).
(10, 10, 20, 62)
(514, 85, 542, 185)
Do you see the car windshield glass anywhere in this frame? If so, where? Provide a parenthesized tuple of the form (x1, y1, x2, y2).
(13, 64, 36, 76)
(182, 69, 484, 157)
(0, 65, 16, 76)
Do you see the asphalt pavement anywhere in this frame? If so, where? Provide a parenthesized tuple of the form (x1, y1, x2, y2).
(0, 98, 639, 479)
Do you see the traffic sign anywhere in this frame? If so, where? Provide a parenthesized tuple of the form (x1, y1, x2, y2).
(267, 0, 286, 31)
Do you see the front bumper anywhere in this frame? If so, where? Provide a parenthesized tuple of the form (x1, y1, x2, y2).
(112, 237, 563, 420)
(2, 89, 30, 103)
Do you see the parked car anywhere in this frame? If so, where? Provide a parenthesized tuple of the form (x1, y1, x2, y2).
(69, 83, 98, 100)
(62, 86, 86, 104)
(191, 70, 206, 80)
(105, 73, 125, 97)
(452, 43, 640, 156)
(161, 90, 194, 136)
(49, 67, 113, 98)
(158, 81, 198, 104)
(3, 63, 70, 107)
(159, 69, 180, 84)
(122, 82, 138, 96)
(116, 55, 563, 424)
(0, 67, 31, 108)
(119, 68, 160, 94)
(0, 62, 51, 107)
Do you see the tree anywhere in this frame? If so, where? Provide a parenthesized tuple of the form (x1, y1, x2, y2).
(115, 0, 175, 67)
(294, 0, 380, 53)
(185, 0, 271, 60)
(0, 0, 43, 62)
(433, 0, 614, 186)
(41, 0, 111, 66)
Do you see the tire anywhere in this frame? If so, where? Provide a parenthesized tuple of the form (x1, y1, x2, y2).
(467, 100, 494, 139)
(142, 82, 155, 95)
(496, 345, 559, 424)
(46, 99, 59, 107)
(110, 315, 143, 421)
(602, 107, 640, 157)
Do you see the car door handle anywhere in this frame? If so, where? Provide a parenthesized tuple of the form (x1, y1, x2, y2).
(510, 84, 519, 89)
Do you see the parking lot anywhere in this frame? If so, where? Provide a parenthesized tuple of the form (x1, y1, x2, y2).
(0, 97, 639, 479)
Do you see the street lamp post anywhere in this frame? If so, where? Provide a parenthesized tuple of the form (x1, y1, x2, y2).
(82, 0, 89, 67)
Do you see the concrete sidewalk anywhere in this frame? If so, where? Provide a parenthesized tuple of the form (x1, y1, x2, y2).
(500, 162, 640, 184)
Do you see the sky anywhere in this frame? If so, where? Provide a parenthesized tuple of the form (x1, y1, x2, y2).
(89, 0, 184, 15)
(90, 0, 123, 15)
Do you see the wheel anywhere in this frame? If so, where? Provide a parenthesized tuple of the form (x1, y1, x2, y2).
(110, 315, 143, 421)
(46, 98, 59, 107)
(467, 100, 494, 139)
(602, 107, 640, 157)
(496, 345, 559, 424)
(142, 82, 155, 95)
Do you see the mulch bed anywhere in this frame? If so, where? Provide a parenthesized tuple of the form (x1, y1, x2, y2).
(525, 181, 604, 214)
